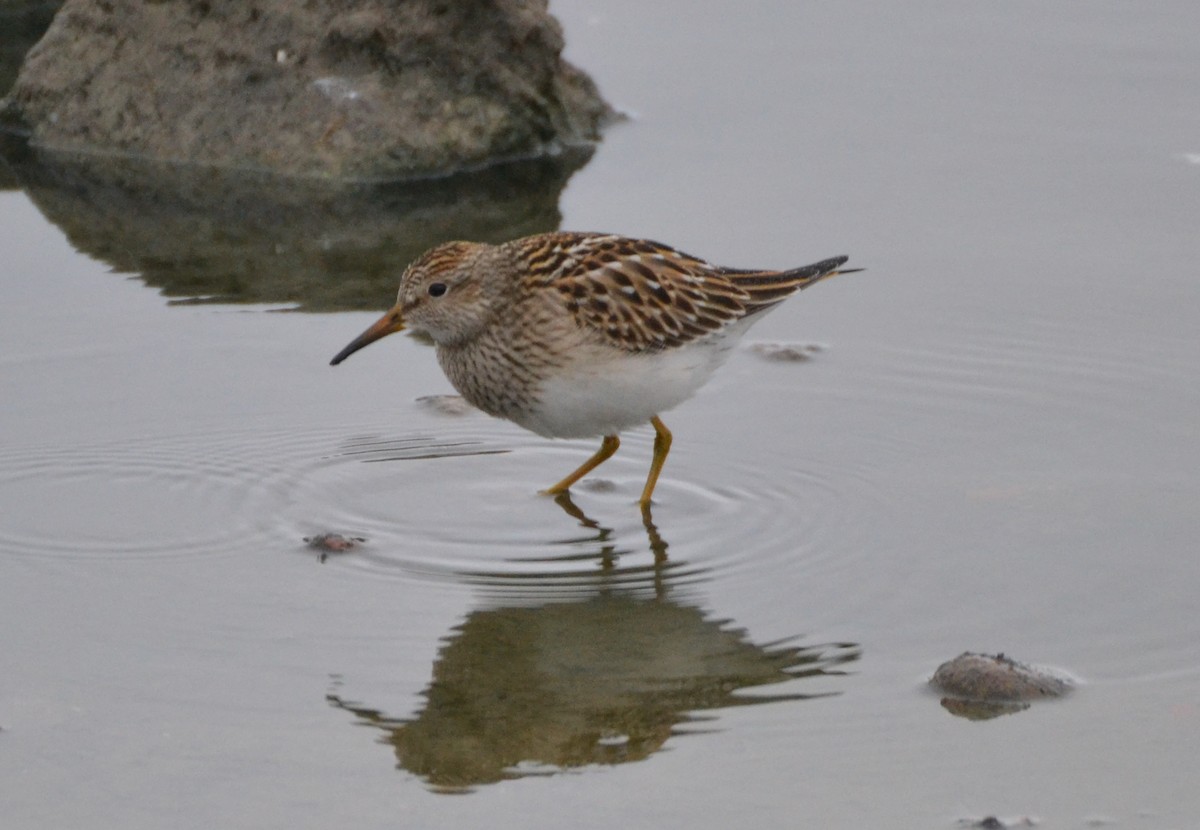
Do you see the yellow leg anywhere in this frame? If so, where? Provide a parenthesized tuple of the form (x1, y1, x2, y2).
(542, 435, 620, 496)
(639, 416, 673, 508)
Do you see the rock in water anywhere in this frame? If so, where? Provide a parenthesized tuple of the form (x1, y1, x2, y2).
(3, 0, 613, 180)
(930, 652, 1074, 720)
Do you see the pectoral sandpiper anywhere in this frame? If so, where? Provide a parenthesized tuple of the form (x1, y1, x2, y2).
(331, 232, 858, 508)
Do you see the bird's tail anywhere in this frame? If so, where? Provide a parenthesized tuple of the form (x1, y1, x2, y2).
(728, 256, 861, 307)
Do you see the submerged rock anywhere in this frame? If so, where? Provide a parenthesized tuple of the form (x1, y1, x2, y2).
(3, 0, 613, 180)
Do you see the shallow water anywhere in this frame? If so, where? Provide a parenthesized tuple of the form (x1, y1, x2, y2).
(3, 1, 1200, 827)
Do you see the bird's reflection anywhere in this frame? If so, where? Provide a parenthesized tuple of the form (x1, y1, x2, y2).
(553, 492, 669, 565)
(327, 496, 860, 792)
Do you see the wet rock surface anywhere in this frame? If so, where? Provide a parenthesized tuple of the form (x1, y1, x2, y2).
(3, 0, 612, 180)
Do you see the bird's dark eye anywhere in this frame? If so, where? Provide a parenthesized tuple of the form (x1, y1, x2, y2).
(428, 282, 447, 298)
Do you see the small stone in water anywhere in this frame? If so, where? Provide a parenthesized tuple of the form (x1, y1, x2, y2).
(931, 652, 1073, 702)
(305, 533, 365, 552)
(748, 341, 826, 362)
(957, 817, 1038, 829)
(416, 395, 475, 416)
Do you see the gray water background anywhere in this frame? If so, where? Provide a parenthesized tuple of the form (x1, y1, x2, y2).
(2, 1, 1199, 827)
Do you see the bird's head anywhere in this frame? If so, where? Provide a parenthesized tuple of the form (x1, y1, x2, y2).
(330, 240, 500, 365)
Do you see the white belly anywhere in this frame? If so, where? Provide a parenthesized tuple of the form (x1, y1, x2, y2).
(515, 337, 739, 438)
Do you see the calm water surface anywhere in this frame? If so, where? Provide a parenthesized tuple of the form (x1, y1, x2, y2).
(3, 2, 1200, 828)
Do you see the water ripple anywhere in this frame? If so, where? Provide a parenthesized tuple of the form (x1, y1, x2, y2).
(0, 409, 887, 596)
(855, 312, 1195, 421)
(0, 430, 295, 560)
(288, 416, 887, 600)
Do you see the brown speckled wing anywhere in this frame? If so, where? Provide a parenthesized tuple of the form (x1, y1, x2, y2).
(514, 233, 752, 352)
(514, 232, 850, 353)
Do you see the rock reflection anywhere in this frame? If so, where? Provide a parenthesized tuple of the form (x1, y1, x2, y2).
(327, 499, 860, 793)
(0, 134, 591, 310)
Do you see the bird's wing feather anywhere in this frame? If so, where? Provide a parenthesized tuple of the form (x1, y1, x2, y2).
(515, 233, 752, 353)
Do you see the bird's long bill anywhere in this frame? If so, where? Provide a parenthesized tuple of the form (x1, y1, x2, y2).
(329, 307, 405, 365)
